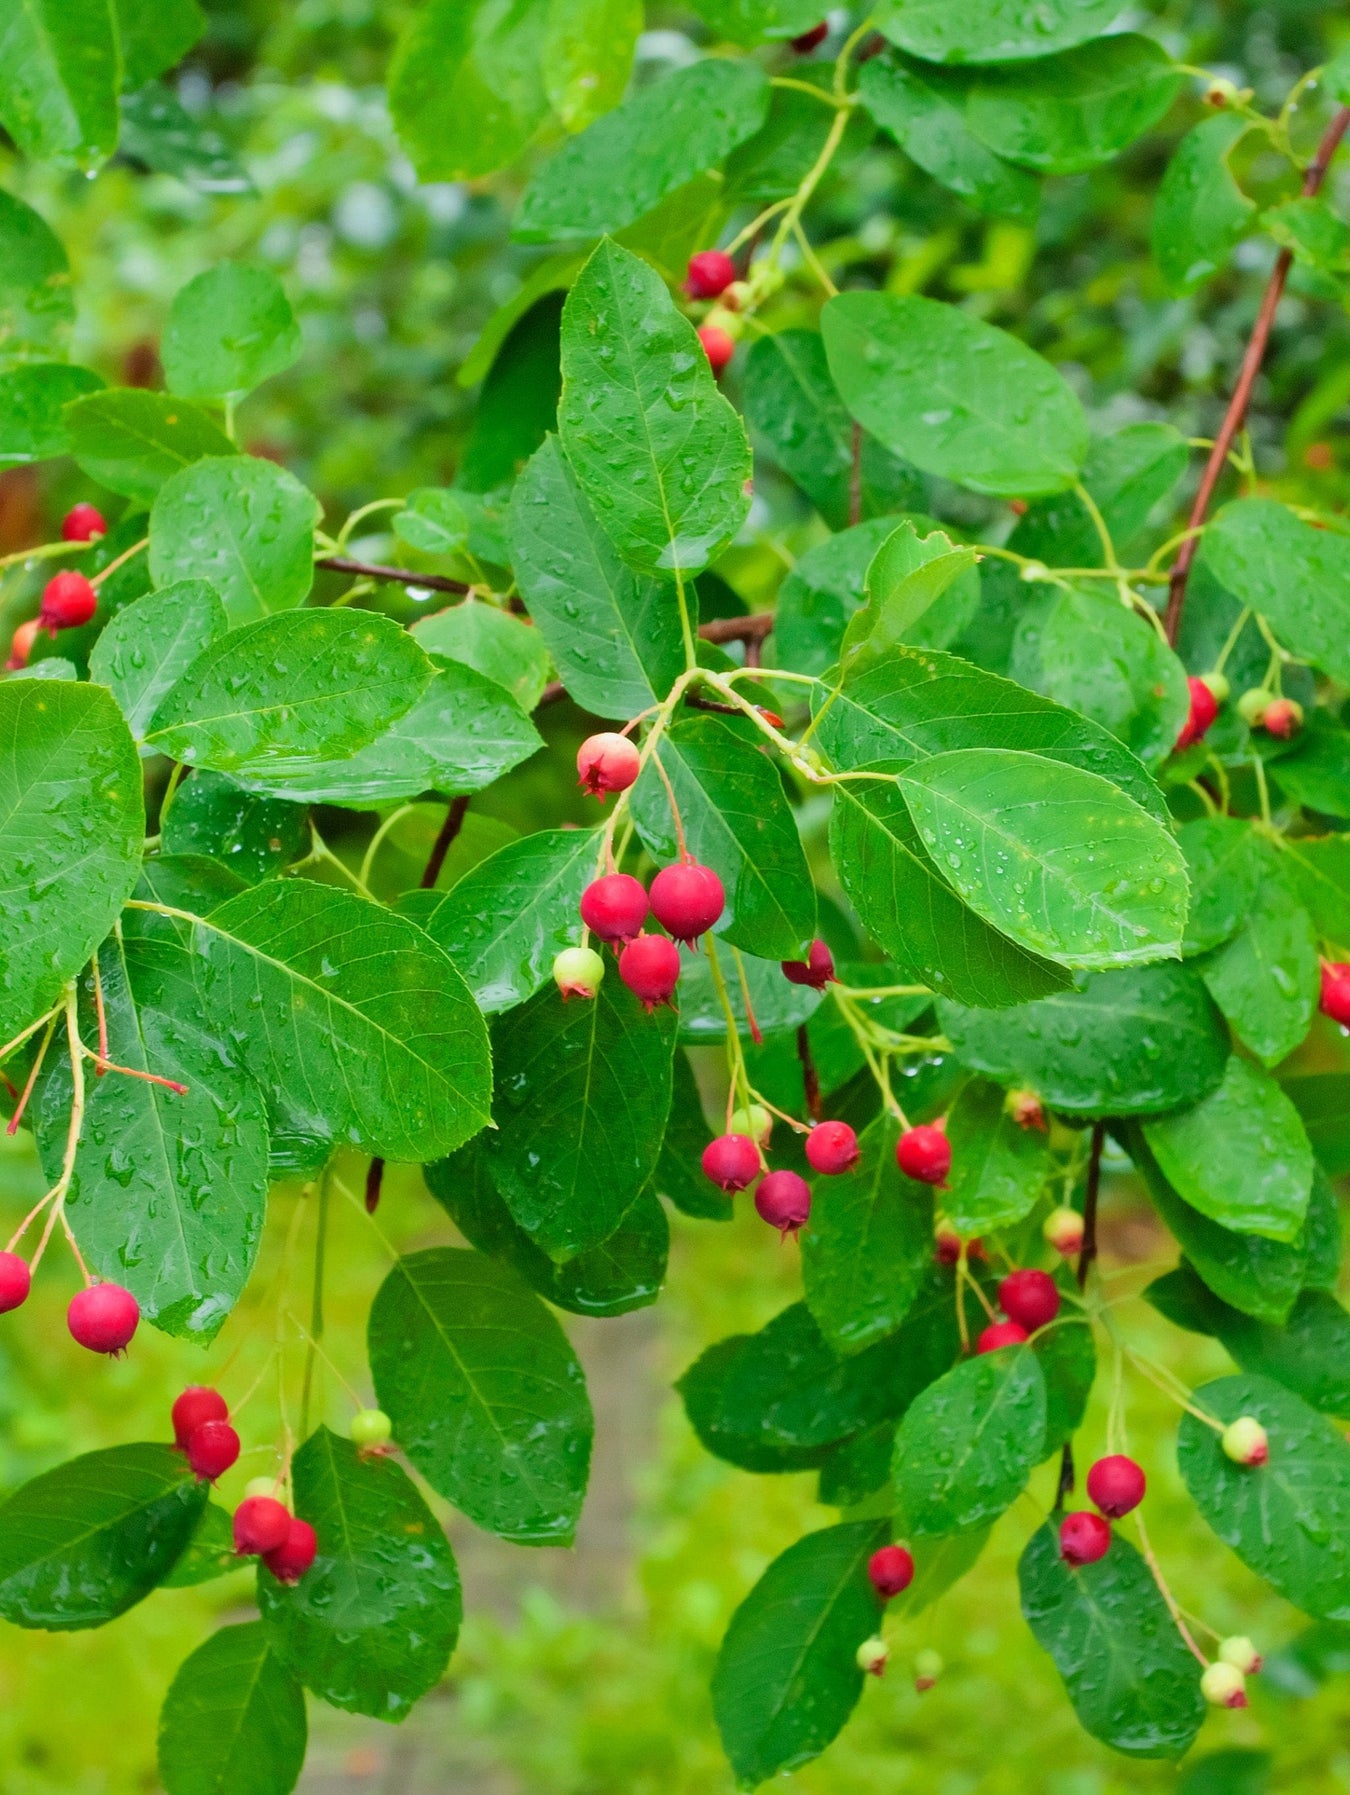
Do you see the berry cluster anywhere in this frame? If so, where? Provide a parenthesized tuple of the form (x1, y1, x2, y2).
(0, 1252, 143, 1355)
(4, 506, 106, 669)
(976, 1268, 1060, 1354)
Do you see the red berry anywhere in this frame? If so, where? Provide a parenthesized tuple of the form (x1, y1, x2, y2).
(977, 1320, 1028, 1353)
(186, 1419, 241, 1482)
(897, 1124, 950, 1186)
(998, 1268, 1060, 1333)
(698, 325, 735, 376)
(0, 1250, 31, 1314)
(263, 1516, 318, 1584)
(685, 250, 737, 300)
(781, 939, 835, 989)
(1060, 1510, 1112, 1567)
(39, 570, 97, 632)
(1261, 696, 1302, 738)
(618, 933, 682, 1011)
(868, 1543, 915, 1599)
(754, 1169, 811, 1235)
(576, 731, 640, 798)
(61, 503, 107, 543)
(934, 1222, 962, 1265)
(67, 1283, 139, 1354)
(805, 1120, 859, 1175)
(579, 873, 649, 943)
(5, 618, 39, 670)
(1174, 676, 1219, 752)
(233, 1494, 292, 1556)
(649, 861, 725, 945)
(172, 1385, 229, 1448)
(1320, 961, 1350, 1027)
(790, 20, 828, 50)
(1086, 1454, 1146, 1519)
(702, 1133, 760, 1192)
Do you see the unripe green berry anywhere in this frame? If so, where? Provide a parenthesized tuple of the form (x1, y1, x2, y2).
(1199, 671, 1230, 704)
(1218, 1635, 1262, 1674)
(1237, 688, 1272, 725)
(703, 305, 741, 339)
(913, 1647, 943, 1691)
(244, 1474, 280, 1501)
(729, 1104, 772, 1146)
(1221, 1415, 1269, 1466)
(856, 1636, 888, 1676)
(553, 946, 605, 1001)
(1200, 1660, 1247, 1707)
(1020, 560, 1049, 584)
(350, 1407, 393, 1449)
(1043, 1205, 1084, 1256)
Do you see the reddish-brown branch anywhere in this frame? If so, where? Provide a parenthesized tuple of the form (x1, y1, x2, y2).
(315, 556, 472, 595)
(1164, 104, 1350, 643)
(797, 1023, 821, 1121)
(365, 1156, 384, 1215)
(421, 795, 470, 889)
(697, 613, 773, 645)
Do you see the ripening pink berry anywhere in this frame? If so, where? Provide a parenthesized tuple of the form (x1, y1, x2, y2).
(1221, 1416, 1269, 1467)
(61, 503, 107, 543)
(998, 1268, 1060, 1333)
(754, 1169, 811, 1236)
(1086, 1454, 1146, 1518)
(1174, 676, 1219, 752)
(1060, 1510, 1111, 1567)
(67, 1283, 139, 1354)
(897, 1124, 950, 1185)
(234, 1495, 292, 1556)
(868, 1544, 914, 1599)
(701, 1133, 760, 1192)
(1043, 1206, 1084, 1256)
(805, 1120, 859, 1175)
(618, 933, 682, 1011)
(1201, 1661, 1248, 1708)
(1320, 961, 1350, 1027)
(781, 939, 835, 989)
(39, 570, 97, 632)
(579, 873, 649, 943)
(262, 1516, 318, 1584)
(0, 1250, 31, 1314)
(685, 250, 737, 299)
(1004, 1088, 1045, 1132)
(172, 1385, 229, 1448)
(699, 325, 735, 375)
(5, 618, 39, 670)
(649, 861, 725, 945)
(1260, 696, 1302, 739)
(977, 1319, 1028, 1353)
(576, 732, 640, 798)
(186, 1419, 241, 1482)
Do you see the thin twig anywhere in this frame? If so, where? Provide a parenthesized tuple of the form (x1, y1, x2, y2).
(797, 1023, 821, 1121)
(314, 555, 472, 595)
(1077, 1122, 1105, 1290)
(420, 796, 470, 889)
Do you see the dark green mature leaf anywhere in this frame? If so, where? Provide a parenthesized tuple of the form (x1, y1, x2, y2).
(0, 0, 119, 170)
(1284, 1074, 1350, 1177)
(966, 37, 1183, 176)
(712, 1521, 886, 1789)
(1283, 833, 1350, 948)
(893, 1344, 1046, 1536)
(939, 966, 1229, 1117)
(162, 771, 308, 885)
(1036, 1317, 1096, 1454)
(1201, 499, 1350, 686)
(458, 288, 563, 492)
(369, 1247, 593, 1544)
(1301, 1168, 1342, 1292)
(412, 602, 550, 713)
(158, 1622, 306, 1795)
(943, 1076, 1051, 1233)
(822, 291, 1087, 499)
(515, 59, 767, 241)
(1152, 115, 1256, 294)
(656, 1048, 729, 1220)
(118, 83, 253, 195)
(631, 713, 815, 960)
(66, 389, 233, 501)
(802, 1113, 933, 1355)
(89, 582, 228, 741)
(558, 240, 751, 578)
(1202, 864, 1318, 1067)
(1178, 1374, 1350, 1620)
(149, 455, 321, 625)
(1178, 816, 1262, 956)
(1268, 715, 1350, 820)
(1019, 1526, 1205, 1759)
(259, 1428, 462, 1719)
(388, 0, 547, 182)
(116, 0, 205, 88)
(0, 191, 74, 369)
(478, 977, 674, 1259)
(160, 1502, 239, 1588)
(876, 0, 1121, 63)
(0, 1444, 206, 1629)
(0, 680, 144, 1045)
(818, 1424, 897, 1507)
(676, 944, 822, 1041)
(162, 263, 301, 402)
(1011, 423, 1189, 570)
(0, 362, 103, 466)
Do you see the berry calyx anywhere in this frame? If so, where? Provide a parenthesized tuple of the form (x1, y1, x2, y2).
(997, 1268, 1060, 1333)
(618, 933, 682, 1011)
(1043, 1206, 1085, 1257)
(913, 1647, 943, 1692)
(233, 1494, 291, 1556)
(263, 1516, 318, 1585)
(754, 1169, 811, 1236)
(1221, 1416, 1269, 1466)
(855, 1636, 888, 1676)
(1174, 676, 1219, 751)
(1059, 1510, 1111, 1567)
(1218, 1635, 1262, 1675)
(1320, 961, 1350, 1026)
(39, 570, 97, 633)
(684, 250, 737, 299)
(698, 325, 735, 376)
(702, 1133, 760, 1192)
(781, 940, 835, 989)
(61, 503, 107, 543)
(790, 19, 828, 50)
(579, 873, 649, 943)
(1261, 695, 1303, 738)
(896, 1124, 950, 1186)
(350, 1407, 393, 1451)
(805, 1120, 860, 1175)
(868, 1543, 915, 1599)
(553, 945, 605, 1001)
(1200, 1660, 1248, 1709)
(5, 618, 39, 670)
(977, 1319, 1029, 1353)
(1004, 1087, 1046, 1131)
(1085, 1454, 1146, 1518)
(67, 1282, 140, 1354)
(172, 1385, 229, 1448)
(649, 861, 725, 945)
(728, 1103, 772, 1145)
(186, 1419, 241, 1482)
(576, 731, 640, 798)
(0, 1250, 31, 1314)
(244, 1475, 280, 1500)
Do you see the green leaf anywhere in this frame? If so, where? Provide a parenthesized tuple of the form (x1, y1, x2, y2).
(158, 1622, 306, 1795)
(839, 523, 980, 677)
(631, 713, 816, 960)
(144, 608, 432, 776)
(402, 826, 598, 1013)
(893, 1344, 1046, 1536)
(655, 1048, 729, 1220)
(712, 1521, 886, 1789)
(115, 0, 205, 89)
(369, 1247, 593, 1544)
(675, 945, 822, 1042)
(0, 1443, 206, 1629)
(822, 291, 1088, 499)
(818, 1425, 897, 1507)
(897, 747, 1189, 969)
(829, 777, 1071, 1008)
(1178, 816, 1263, 956)
(509, 437, 685, 721)
(412, 600, 551, 712)
(0, 190, 73, 369)
(875, 0, 1122, 63)
(1035, 1317, 1096, 1454)
(162, 264, 301, 403)
(458, 291, 563, 492)
(801, 1113, 933, 1356)
(1201, 863, 1318, 1067)
(66, 389, 233, 502)
(1263, 196, 1350, 272)
(258, 1427, 461, 1720)
(1268, 715, 1350, 820)
(774, 518, 947, 677)
(118, 82, 252, 195)
(1201, 499, 1350, 686)
(1300, 1168, 1342, 1292)
(1143, 1057, 1313, 1245)
(149, 455, 321, 625)
(682, 0, 822, 47)
(1019, 1525, 1205, 1758)
(89, 581, 228, 741)
(0, 361, 103, 465)
(1152, 114, 1256, 294)
(938, 965, 1229, 1117)
(1178, 1374, 1350, 1621)
(160, 1502, 239, 1588)
(0, 0, 119, 170)
(1283, 834, 1350, 947)
(161, 770, 309, 885)
(0, 679, 144, 1044)
(476, 977, 674, 1259)
(943, 1076, 1052, 1233)
(1284, 1073, 1350, 1178)
(1011, 423, 1189, 570)
(542, 0, 639, 130)
(966, 37, 1183, 177)
(389, 0, 548, 182)
(557, 239, 751, 578)
(515, 59, 768, 242)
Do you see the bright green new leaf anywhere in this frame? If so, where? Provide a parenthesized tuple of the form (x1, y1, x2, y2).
(89, 582, 228, 741)
(875, 0, 1122, 63)
(542, 0, 640, 130)
(389, 0, 549, 182)
(943, 1076, 1052, 1233)
(149, 455, 321, 625)
(1152, 114, 1256, 293)
(0, 190, 74, 368)
(1201, 498, 1350, 686)
(412, 601, 551, 711)
(0, 0, 120, 170)
(66, 389, 233, 502)
(0, 362, 103, 466)
(838, 523, 979, 676)
(893, 1344, 1046, 1536)
(682, 0, 822, 46)
(115, 0, 205, 89)
(158, 1621, 307, 1795)
(162, 264, 301, 402)
(1264, 196, 1350, 271)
